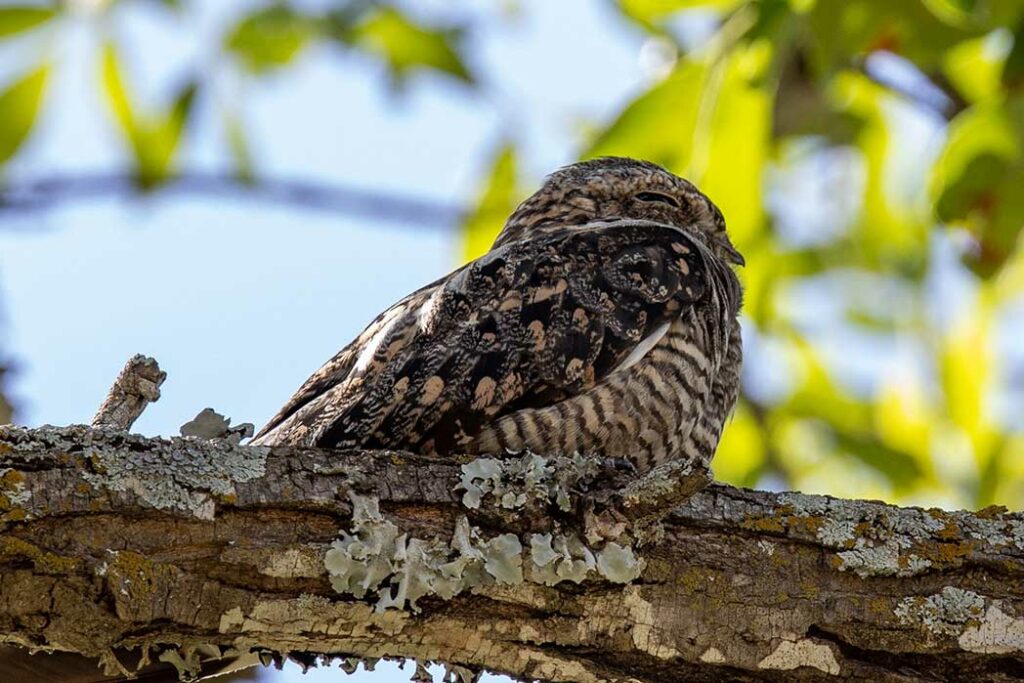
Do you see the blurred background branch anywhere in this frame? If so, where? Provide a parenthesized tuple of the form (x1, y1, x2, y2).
(0, 171, 462, 227)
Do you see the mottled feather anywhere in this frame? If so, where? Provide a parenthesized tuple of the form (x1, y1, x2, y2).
(254, 158, 744, 472)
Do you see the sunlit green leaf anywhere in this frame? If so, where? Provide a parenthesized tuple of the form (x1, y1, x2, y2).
(0, 6, 56, 40)
(462, 143, 521, 262)
(696, 40, 772, 247)
(943, 33, 1009, 104)
(348, 7, 473, 85)
(586, 61, 707, 169)
(932, 102, 1023, 274)
(939, 304, 999, 461)
(712, 402, 767, 487)
(830, 71, 927, 266)
(101, 43, 197, 185)
(617, 0, 743, 28)
(1003, 17, 1024, 90)
(226, 4, 313, 74)
(0, 64, 48, 165)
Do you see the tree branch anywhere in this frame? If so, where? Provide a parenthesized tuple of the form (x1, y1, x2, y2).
(91, 355, 166, 431)
(0, 172, 464, 229)
(1, 424, 1022, 682)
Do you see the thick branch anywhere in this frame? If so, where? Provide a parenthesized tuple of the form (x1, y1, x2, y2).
(1, 425, 1022, 682)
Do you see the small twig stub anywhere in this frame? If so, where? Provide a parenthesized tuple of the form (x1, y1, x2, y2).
(91, 354, 166, 430)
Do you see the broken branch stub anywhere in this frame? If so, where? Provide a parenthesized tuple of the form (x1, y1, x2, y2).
(90, 354, 166, 430)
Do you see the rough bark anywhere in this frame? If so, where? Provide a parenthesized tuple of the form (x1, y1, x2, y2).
(91, 356, 166, 431)
(1, 424, 1022, 683)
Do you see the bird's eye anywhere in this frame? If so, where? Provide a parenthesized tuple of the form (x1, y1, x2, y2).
(635, 191, 680, 208)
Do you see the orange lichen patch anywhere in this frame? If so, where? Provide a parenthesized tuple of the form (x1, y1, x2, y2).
(912, 540, 976, 568)
(0, 469, 25, 487)
(741, 515, 785, 533)
(106, 550, 172, 608)
(786, 515, 825, 537)
(868, 596, 892, 615)
(936, 520, 963, 541)
(0, 536, 78, 574)
(975, 505, 1009, 520)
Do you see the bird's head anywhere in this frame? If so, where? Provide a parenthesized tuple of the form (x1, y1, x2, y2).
(493, 157, 744, 266)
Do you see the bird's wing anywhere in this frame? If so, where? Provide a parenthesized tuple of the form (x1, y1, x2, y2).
(252, 279, 444, 441)
(253, 220, 718, 451)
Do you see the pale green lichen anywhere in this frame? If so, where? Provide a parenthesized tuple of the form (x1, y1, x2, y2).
(529, 532, 596, 585)
(326, 492, 643, 610)
(595, 542, 644, 583)
(457, 452, 598, 512)
(895, 587, 985, 636)
(325, 495, 523, 611)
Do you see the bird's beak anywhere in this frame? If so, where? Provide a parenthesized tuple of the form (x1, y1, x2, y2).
(721, 240, 745, 267)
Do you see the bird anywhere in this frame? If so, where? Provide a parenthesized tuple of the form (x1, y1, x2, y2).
(253, 157, 744, 474)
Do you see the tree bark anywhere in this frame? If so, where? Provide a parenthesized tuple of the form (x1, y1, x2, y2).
(1, 424, 1022, 682)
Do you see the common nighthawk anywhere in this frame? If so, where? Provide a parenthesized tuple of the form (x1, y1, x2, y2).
(254, 157, 744, 473)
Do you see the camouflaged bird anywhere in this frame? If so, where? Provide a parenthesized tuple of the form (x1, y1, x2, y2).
(253, 157, 744, 472)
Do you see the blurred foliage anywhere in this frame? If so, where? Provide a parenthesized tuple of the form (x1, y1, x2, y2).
(0, 0, 1022, 509)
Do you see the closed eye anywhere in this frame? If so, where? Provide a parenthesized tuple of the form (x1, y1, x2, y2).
(635, 191, 680, 208)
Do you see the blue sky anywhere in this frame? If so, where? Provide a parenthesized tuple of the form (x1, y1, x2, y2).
(0, 1, 655, 680)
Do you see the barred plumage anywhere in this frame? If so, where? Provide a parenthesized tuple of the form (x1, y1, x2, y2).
(253, 157, 744, 473)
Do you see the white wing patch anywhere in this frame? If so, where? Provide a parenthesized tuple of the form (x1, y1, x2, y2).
(417, 286, 445, 334)
(613, 321, 671, 374)
(351, 305, 406, 376)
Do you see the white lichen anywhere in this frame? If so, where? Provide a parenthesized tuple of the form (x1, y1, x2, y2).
(80, 437, 268, 520)
(835, 539, 931, 578)
(325, 496, 526, 611)
(895, 587, 986, 636)
(758, 638, 840, 675)
(596, 542, 645, 583)
(529, 533, 596, 585)
(327, 493, 644, 610)
(457, 452, 598, 512)
(816, 518, 856, 546)
(699, 647, 726, 664)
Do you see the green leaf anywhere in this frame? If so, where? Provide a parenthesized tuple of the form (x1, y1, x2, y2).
(462, 143, 521, 261)
(1003, 17, 1024, 90)
(348, 7, 473, 85)
(585, 60, 708, 169)
(0, 64, 49, 165)
(225, 4, 313, 74)
(617, 0, 743, 28)
(102, 43, 197, 185)
(0, 6, 56, 41)
(713, 402, 767, 487)
(943, 33, 1009, 104)
(931, 102, 1024, 274)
